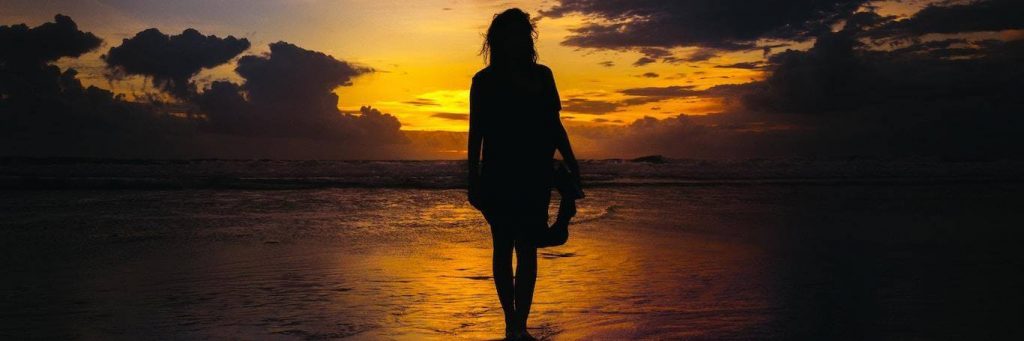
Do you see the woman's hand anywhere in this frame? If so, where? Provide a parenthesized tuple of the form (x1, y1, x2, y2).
(559, 197, 577, 219)
(468, 191, 485, 211)
(468, 176, 485, 211)
(569, 170, 585, 199)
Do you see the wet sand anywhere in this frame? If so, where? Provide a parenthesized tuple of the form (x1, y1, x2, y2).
(2, 184, 1023, 339)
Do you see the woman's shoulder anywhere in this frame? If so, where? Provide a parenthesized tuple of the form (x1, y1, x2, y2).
(474, 64, 553, 79)
(531, 64, 555, 79)
(473, 66, 494, 82)
(533, 63, 553, 74)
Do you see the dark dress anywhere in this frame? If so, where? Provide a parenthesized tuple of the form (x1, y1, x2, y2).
(470, 63, 562, 244)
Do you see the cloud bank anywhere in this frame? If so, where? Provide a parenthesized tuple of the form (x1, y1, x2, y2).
(196, 42, 403, 144)
(0, 14, 100, 65)
(543, 0, 868, 62)
(561, 0, 1024, 160)
(103, 28, 250, 98)
(1, 15, 406, 159)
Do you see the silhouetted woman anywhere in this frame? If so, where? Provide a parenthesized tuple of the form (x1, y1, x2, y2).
(467, 8, 581, 340)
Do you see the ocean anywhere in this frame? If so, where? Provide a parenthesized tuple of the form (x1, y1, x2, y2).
(2, 158, 1021, 189)
(2, 158, 1023, 339)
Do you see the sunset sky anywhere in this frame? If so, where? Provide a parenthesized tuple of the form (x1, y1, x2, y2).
(4, 0, 770, 129)
(1, 0, 1022, 159)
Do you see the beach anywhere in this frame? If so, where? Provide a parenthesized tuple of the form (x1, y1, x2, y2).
(2, 160, 1023, 339)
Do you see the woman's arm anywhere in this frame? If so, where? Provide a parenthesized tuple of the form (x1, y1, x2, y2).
(467, 78, 484, 208)
(555, 120, 580, 177)
(468, 80, 482, 182)
(546, 67, 581, 178)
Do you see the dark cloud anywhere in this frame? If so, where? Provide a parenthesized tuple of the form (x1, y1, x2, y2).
(618, 85, 704, 105)
(683, 48, 717, 62)
(631, 47, 689, 66)
(563, 1, 1024, 160)
(1, 16, 194, 158)
(576, 34, 1024, 159)
(544, 0, 1022, 66)
(558, 0, 1024, 160)
(562, 86, 711, 114)
(103, 28, 250, 98)
(561, 98, 620, 115)
(714, 62, 764, 70)
(2, 16, 407, 159)
(543, 0, 867, 52)
(639, 72, 659, 78)
(619, 85, 700, 97)
(561, 84, 712, 114)
(196, 42, 402, 144)
(665, 72, 688, 80)
(598, 60, 615, 67)
(638, 47, 672, 60)
(0, 14, 101, 66)
(562, 85, 716, 115)
(235, 42, 369, 107)
(742, 29, 1024, 117)
(633, 57, 656, 66)
(404, 98, 438, 106)
(432, 112, 468, 120)
(868, 0, 1024, 39)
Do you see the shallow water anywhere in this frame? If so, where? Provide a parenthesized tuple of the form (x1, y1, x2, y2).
(2, 184, 1023, 339)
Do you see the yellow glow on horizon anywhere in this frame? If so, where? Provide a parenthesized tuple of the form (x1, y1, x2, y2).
(333, 7, 770, 132)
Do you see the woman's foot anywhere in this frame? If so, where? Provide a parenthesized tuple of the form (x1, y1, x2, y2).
(512, 328, 537, 341)
(504, 316, 520, 340)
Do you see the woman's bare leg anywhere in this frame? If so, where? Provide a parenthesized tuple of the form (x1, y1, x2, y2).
(514, 242, 538, 333)
(491, 233, 516, 334)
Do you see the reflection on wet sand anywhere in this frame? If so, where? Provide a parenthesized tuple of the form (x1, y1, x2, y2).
(1, 184, 1022, 339)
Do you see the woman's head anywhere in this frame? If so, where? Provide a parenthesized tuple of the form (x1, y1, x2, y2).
(481, 8, 537, 67)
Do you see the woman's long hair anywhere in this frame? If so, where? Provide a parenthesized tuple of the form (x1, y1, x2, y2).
(481, 8, 538, 67)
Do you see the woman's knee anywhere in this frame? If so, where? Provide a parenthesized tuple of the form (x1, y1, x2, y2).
(514, 244, 538, 266)
(493, 240, 513, 256)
